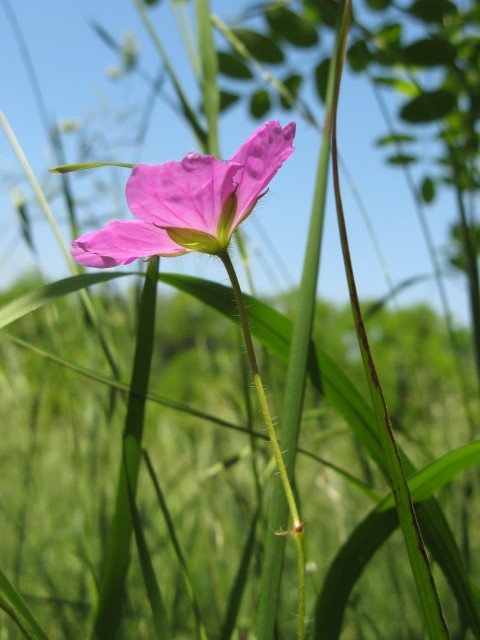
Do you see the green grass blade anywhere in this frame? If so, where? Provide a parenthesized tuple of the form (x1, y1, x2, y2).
(220, 509, 260, 640)
(416, 501, 480, 637)
(0, 567, 50, 640)
(315, 495, 480, 638)
(330, 2, 449, 635)
(195, 0, 219, 156)
(49, 162, 134, 174)
(380, 440, 480, 510)
(0, 273, 128, 329)
(256, 7, 341, 634)
(143, 451, 208, 640)
(124, 452, 172, 640)
(314, 508, 399, 638)
(92, 260, 159, 640)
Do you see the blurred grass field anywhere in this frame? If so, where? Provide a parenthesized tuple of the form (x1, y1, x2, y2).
(1, 276, 477, 638)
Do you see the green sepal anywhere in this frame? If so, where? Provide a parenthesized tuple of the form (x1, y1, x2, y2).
(216, 188, 238, 248)
(165, 227, 221, 254)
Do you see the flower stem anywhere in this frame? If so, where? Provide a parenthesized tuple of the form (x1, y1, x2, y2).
(219, 249, 305, 638)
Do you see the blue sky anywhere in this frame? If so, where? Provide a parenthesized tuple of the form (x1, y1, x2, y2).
(0, 0, 469, 323)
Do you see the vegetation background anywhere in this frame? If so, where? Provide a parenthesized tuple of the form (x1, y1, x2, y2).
(0, 0, 479, 639)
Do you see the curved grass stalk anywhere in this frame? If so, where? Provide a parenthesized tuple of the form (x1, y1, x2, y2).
(330, 2, 450, 637)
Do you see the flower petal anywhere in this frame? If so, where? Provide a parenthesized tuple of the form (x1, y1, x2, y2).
(71, 220, 186, 267)
(126, 155, 241, 235)
(230, 120, 296, 225)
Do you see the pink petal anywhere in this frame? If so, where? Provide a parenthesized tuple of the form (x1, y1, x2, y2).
(126, 155, 241, 235)
(71, 220, 186, 267)
(230, 120, 296, 225)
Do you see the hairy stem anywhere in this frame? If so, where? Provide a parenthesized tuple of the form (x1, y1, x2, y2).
(219, 249, 305, 639)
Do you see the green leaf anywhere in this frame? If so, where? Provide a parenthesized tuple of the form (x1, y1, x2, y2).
(375, 133, 416, 146)
(400, 90, 456, 123)
(386, 153, 418, 165)
(219, 90, 240, 112)
(365, 0, 391, 10)
(372, 75, 417, 96)
(266, 5, 319, 48)
(0, 273, 128, 329)
(231, 28, 284, 64)
(408, 0, 457, 23)
(279, 74, 303, 109)
(347, 39, 370, 72)
(250, 89, 271, 118)
(49, 161, 134, 174)
(314, 508, 399, 637)
(304, 0, 339, 28)
(374, 22, 402, 48)
(379, 440, 480, 510)
(372, 23, 402, 65)
(421, 176, 435, 203)
(0, 566, 50, 640)
(314, 58, 331, 102)
(316, 498, 480, 637)
(217, 51, 253, 79)
(403, 38, 455, 66)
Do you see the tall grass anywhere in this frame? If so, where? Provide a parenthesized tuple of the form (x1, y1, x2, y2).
(1, 1, 479, 639)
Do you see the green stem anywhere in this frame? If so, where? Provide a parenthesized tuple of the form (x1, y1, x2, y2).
(219, 250, 305, 639)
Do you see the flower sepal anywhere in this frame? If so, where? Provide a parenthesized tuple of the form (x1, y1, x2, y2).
(165, 227, 222, 255)
(216, 188, 238, 248)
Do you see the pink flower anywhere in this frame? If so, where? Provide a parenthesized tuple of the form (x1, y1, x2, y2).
(71, 120, 296, 267)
